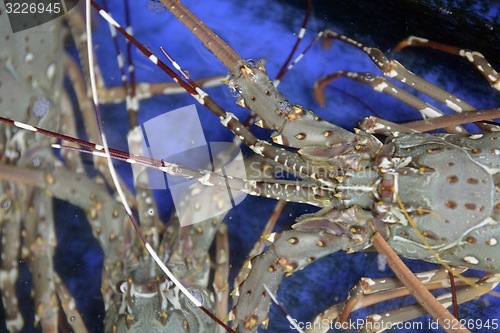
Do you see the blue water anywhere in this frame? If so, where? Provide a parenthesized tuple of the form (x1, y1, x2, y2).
(90, 1, 500, 332)
(6, 0, 500, 332)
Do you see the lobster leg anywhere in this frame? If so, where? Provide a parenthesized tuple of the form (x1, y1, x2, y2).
(314, 71, 465, 134)
(230, 206, 375, 332)
(400, 107, 500, 132)
(360, 108, 500, 135)
(321, 31, 471, 113)
(0, 162, 131, 280)
(0, 189, 23, 332)
(305, 267, 470, 333)
(54, 273, 89, 332)
(320, 30, 500, 133)
(361, 273, 500, 333)
(214, 223, 230, 333)
(229, 229, 350, 332)
(234, 200, 286, 289)
(393, 37, 500, 91)
(23, 187, 58, 332)
(152, 0, 357, 150)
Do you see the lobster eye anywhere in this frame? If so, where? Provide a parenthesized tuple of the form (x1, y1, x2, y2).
(116, 280, 127, 294)
(184, 288, 205, 308)
(32, 155, 41, 167)
(1, 198, 11, 210)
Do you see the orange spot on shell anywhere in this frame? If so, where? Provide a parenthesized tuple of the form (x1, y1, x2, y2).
(446, 201, 457, 208)
(466, 237, 476, 243)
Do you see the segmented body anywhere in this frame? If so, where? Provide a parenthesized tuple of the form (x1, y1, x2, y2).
(383, 133, 500, 271)
(0, 3, 225, 332)
(146, 1, 500, 332)
(0, 4, 65, 331)
(0, 0, 500, 332)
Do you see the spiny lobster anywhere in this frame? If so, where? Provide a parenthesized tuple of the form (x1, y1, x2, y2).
(1, 0, 500, 333)
(0, 1, 233, 332)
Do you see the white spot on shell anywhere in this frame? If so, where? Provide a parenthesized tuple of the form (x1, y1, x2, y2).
(440, 301, 453, 309)
(377, 254, 387, 271)
(273, 134, 284, 145)
(420, 107, 441, 118)
(493, 80, 500, 90)
(25, 52, 34, 64)
(266, 233, 276, 243)
(199, 173, 213, 186)
(374, 82, 388, 92)
(445, 100, 462, 112)
(407, 36, 429, 44)
(14, 121, 37, 132)
(386, 69, 398, 78)
(46, 63, 56, 80)
(364, 278, 376, 286)
(417, 271, 437, 283)
(148, 54, 158, 64)
(32, 97, 50, 117)
(251, 144, 264, 155)
(464, 256, 479, 265)
(220, 112, 236, 127)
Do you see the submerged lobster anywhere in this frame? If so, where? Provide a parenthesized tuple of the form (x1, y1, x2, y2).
(146, 1, 500, 332)
(1, 0, 499, 332)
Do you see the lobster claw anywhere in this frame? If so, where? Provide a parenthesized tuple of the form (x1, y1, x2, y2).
(294, 206, 375, 251)
(298, 132, 382, 170)
(231, 206, 376, 332)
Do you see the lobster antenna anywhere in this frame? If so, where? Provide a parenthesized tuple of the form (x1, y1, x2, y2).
(49, 142, 254, 195)
(100, 0, 138, 127)
(263, 284, 304, 333)
(91, 0, 336, 187)
(158, 0, 241, 69)
(86, 0, 137, 238)
(274, 31, 323, 88)
(85, 1, 235, 331)
(0, 114, 329, 208)
(275, 0, 312, 83)
(448, 269, 460, 319)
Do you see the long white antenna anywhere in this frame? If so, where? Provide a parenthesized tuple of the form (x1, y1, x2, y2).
(263, 284, 304, 333)
(84, 2, 234, 331)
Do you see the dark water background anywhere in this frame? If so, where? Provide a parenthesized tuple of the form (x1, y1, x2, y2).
(2, 0, 500, 332)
